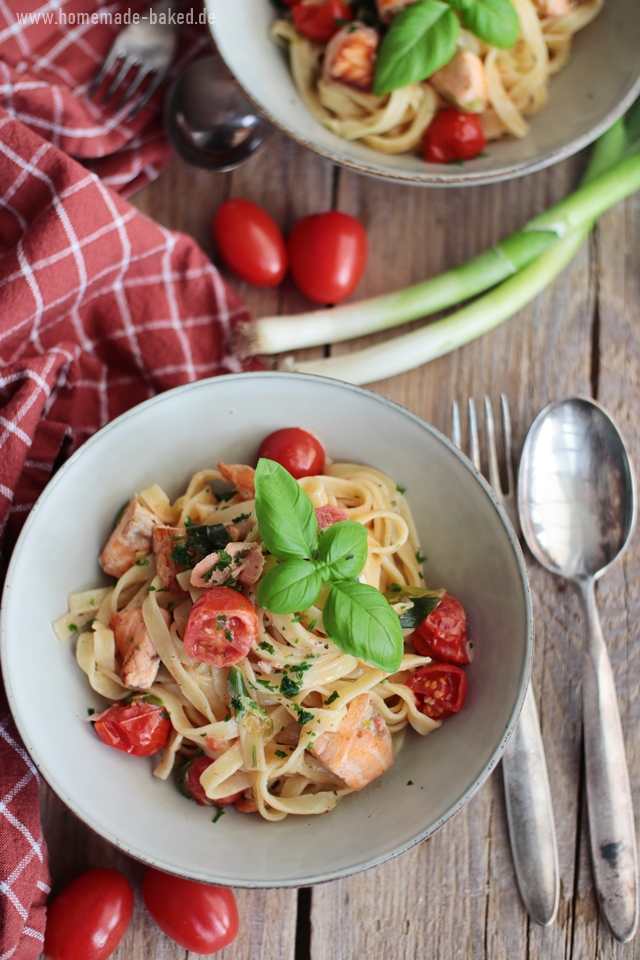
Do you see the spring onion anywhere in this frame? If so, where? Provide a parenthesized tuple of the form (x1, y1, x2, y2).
(234, 101, 640, 378)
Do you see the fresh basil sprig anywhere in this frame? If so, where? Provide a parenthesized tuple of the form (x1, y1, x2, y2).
(373, 0, 520, 96)
(385, 584, 445, 628)
(255, 459, 403, 673)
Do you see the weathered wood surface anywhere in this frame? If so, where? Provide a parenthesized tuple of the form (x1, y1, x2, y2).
(39, 126, 640, 959)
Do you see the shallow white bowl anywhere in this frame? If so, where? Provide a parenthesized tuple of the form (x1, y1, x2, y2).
(1, 373, 532, 886)
(207, 0, 640, 186)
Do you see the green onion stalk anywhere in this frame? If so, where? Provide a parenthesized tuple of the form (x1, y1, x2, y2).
(233, 100, 640, 384)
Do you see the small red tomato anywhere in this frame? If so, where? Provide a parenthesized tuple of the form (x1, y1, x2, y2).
(422, 109, 486, 164)
(178, 756, 243, 807)
(288, 211, 368, 304)
(93, 700, 171, 757)
(292, 0, 353, 42)
(142, 869, 239, 953)
(213, 199, 287, 287)
(412, 593, 472, 664)
(183, 586, 259, 666)
(407, 663, 468, 720)
(43, 869, 133, 960)
(258, 427, 325, 479)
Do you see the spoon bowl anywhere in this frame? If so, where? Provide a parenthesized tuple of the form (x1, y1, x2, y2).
(165, 56, 270, 171)
(518, 395, 638, 942)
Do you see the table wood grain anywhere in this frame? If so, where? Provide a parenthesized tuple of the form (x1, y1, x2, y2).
(39, 126, 640, 959)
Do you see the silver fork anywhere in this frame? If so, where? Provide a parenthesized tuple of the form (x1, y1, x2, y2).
(453, 395, 560, 927)
(88, 0, 178, 119)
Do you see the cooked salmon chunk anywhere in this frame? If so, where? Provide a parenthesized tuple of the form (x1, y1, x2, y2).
(190, 541, 264, 588)
(430, 51, 488, 113)
(533, 0, 572, 15)
(376, 0, 419, 22)
(322, 24, 379, 93)
(99, 500, 157, 579)
(110, 607, 170, 689)
(152, 525, 187, 593)
(217, 462, 255, 501)
(311, 693, 394, 790)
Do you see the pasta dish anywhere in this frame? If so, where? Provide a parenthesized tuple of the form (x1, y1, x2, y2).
(270, 0, 603, 162)
(55, 429, 472, 821)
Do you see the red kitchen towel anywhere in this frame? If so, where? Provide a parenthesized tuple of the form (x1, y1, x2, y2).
(0, 6, 261, 958)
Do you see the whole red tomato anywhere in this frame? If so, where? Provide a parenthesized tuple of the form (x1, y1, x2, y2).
(213, 199, 287, 287)
(288, 210, 368, 304)
(412, 592, 471, 664)
(142, 868, 239, 953)
(43, 869, 133, 960)
(292, 0, 353, 43)
(93, 700, 171, 757)
(258, 427, 326, 479)
(422, 109, 486, 164)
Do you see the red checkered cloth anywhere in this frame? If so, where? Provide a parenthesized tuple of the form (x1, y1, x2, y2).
(0, 4, 260, 958)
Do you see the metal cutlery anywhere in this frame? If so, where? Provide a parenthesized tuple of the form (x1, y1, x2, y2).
(452, 395, 560, 926)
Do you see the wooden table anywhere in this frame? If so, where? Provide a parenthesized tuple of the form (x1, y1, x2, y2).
(40, 124, 640, 959)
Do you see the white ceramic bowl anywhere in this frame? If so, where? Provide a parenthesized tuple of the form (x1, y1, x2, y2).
(1, 373, 532, 886)
(206, 0, 640, 186)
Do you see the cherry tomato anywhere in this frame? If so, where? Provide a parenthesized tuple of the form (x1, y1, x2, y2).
(142, 868, 239, 953)
(412, 592, 472, 664)
(287, 211, 368, 304)
(93, 700, 171, 757)
(292, 0, 353, 43)
(178, 756, 243, 807)
(407, 663, 468, 720)
(183, 586, 259, 666)
(43, 869, 133, 960)
(422, 109, 486, 164)
(213, 199, 287, 287)
(258, 427, 325, 479)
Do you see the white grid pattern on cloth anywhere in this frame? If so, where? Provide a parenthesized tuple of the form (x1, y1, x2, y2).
(0, 7, 259, 957)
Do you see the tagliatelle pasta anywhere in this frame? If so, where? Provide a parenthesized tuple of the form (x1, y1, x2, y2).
(56, 454, 471, 822)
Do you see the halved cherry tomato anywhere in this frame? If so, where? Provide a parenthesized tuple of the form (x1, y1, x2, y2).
(93, 700, 171, 757)
(183, 586, 258, 666)
(43, 869, 134, 960)
(422, 109, 486, 164)
(258, 427, 325, 479)
(412, 592, 472, 664)
(292, 0, 353, 43)
(407, 663, 467, 720)
(287, 210, 368, 304)
(213, 199, 287, 287)
(142, 869, 239, 953)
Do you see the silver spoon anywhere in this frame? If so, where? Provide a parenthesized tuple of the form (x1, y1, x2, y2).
(165, 55, 269, 171)
(518, 396, 638, 942)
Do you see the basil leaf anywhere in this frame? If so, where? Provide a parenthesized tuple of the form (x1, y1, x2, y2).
(323, 581, 404, 673)
(255, 459, 319, 560)
(460, 0, 519, 49)
(318, 521, 368, 580)
(373, 0, 459, 96)
(183, 523, 230, 557)
(257, 558, 322, 614)
(227, 666, 273, 734)
(384, 584, 445, 628)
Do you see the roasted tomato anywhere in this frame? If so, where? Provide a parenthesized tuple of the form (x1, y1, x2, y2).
(258, 427, 325, 479)
(212, 198, 287, 287)
(292, 0, 353, 43)
(422, 109, 486, 164)
(407, 663, 468, 720)
(287, 210, 368, 304)
(93, 700, 171, 757)
(412, 592, 471, 664)
(142, 869, 239, 953)
(183, 586, 259, 666)
(43, 869, 133, 960)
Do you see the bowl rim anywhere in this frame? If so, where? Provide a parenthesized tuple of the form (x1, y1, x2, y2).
(206, 0, 640, 187)
(0, 372, 534, 886)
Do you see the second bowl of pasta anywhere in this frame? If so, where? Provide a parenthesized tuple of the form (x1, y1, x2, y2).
(1, 372, 532, 886)
(206, 0, 640, 185)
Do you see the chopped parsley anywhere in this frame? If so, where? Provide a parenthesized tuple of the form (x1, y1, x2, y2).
(396, 484, 406, 494)
(170, 523, 230, 568)
(212, 807, 226, 823)
(87, 707, 95, 716)
(416, 550, 426, 564)
(324, 691, 340, 706)
(231, 512, 250, 523)
(68, 623, 78, 632)
(294, 706, 315, 727)
(258, 640, 275, 655)
(275, 749, 288, 759)
(134, 553, 150, 567)
(252, 744, 257, 768)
